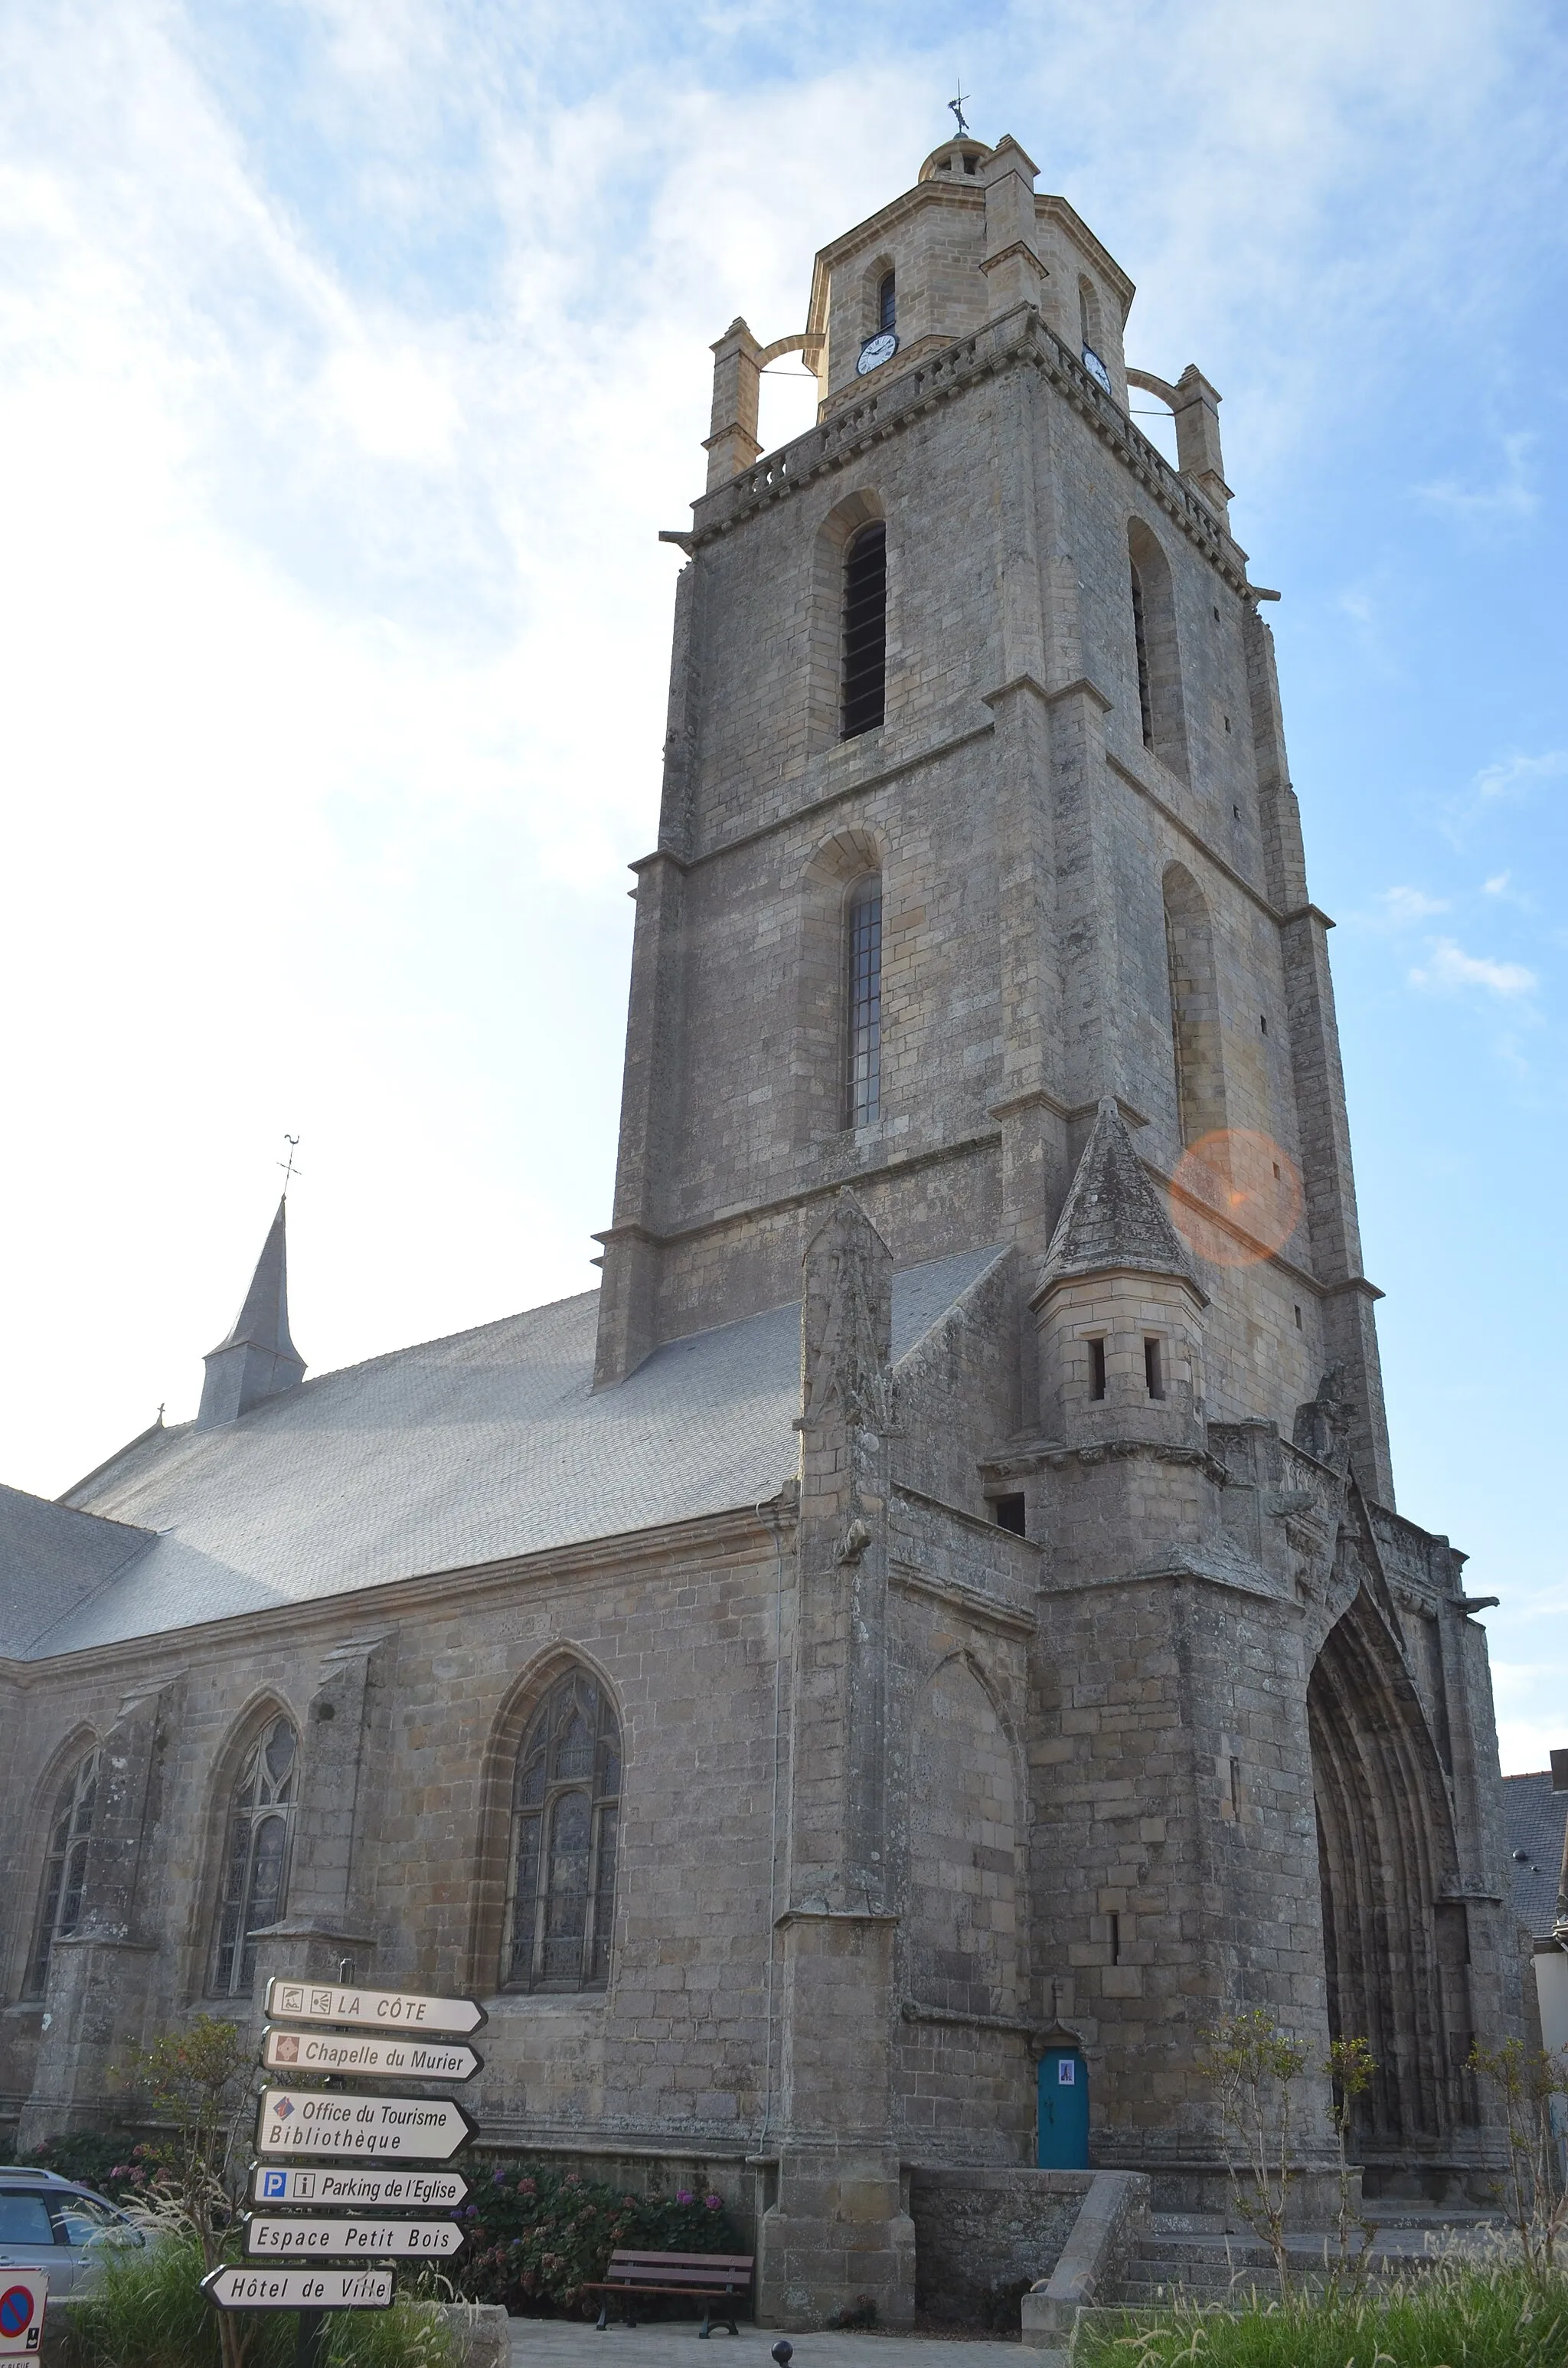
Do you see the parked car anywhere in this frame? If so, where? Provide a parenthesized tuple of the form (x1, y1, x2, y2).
(0, 2167, 149, 2298)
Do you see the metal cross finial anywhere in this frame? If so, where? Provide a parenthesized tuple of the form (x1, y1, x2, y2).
(278, 1134, 303, 1195)
(949, 87, 971, 138)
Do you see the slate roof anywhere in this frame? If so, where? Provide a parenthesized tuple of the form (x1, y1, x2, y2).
(1502, 1770, 1568, 1938)
(1038, 1097, 1200, 1294)
(0, 1246, 1004, 1663)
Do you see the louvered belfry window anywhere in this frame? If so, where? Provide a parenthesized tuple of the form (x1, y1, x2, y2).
(1129, 560, 1155, 748)
(848, 874, 884, 1128)
(841, 522, 887, 738)
(504, 1667, 621, 1993)
(25, 1748, 100, 1999)
(211, 1714, 297, 1996)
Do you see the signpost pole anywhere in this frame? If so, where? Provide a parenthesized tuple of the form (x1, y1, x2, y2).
(293, 2308, 328, 2368)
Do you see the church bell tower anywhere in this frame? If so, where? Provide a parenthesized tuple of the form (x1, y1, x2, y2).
(593, 132, 1512, 2314)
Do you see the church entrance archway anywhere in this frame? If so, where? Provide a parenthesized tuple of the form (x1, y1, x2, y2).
(1309, 1585, 1475, 2186)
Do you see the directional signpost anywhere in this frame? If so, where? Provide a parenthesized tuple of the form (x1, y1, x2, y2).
(208, 1984, 485, 2368)
(244, 2218, 467, 2259)
(260, 2029, 481, 2081)
(255, 2089, 478, 2159)
(203, 2269, 394, 2312)
(265, 1980, 485, 2036)
(250, 2167, 469, 2209)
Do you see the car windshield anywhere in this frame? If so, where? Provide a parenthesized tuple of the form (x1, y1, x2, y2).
(0, 2193, 57, 2245)
(55, 2196, 129, 2245)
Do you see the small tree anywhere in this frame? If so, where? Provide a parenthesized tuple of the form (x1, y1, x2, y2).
(1324, 2034, 1377, 2289)
(1197, 2009, 1309, 2292)
(1467, 2037, 1568, 2285)
(118, 2016, 256, 2368)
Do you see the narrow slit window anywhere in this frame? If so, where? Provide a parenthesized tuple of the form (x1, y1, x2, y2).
(994, 1492, 1027, 1536)
(1144, 1337, 1165, 1400)
(1109, 1911, 1122, 1964)
(847, 875, 883, 1127)
(877, 271, 896, 335)
(1130, 562, 1155, 748)
(1089, 1338, 1107, 1401)
(841, 522, 887, 738)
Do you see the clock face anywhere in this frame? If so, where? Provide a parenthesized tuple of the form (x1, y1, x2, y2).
(1081, 345, 1112, 395)
(857, 332, 899, 377)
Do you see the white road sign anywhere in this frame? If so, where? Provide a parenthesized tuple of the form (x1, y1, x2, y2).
(0, 2274, 48, 2357)
(201, 2268, 394, 2312)
(260, 2029, 480, 2082)
(256, 2088, 477, 2160)
(245, 2217, 465, 2260)
(250, 2167, 469, 2209)
(265, 1980, 485, 2036)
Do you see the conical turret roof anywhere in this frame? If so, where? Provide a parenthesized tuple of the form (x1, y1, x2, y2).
(1036, 1098, 1204, 1299)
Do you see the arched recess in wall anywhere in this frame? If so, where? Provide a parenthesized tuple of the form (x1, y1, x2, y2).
(469, 1651, 623, 1999)
(862, 253, 897, 339)
(1126, 516, 1188, 779)
(790, 824, 889, 1146)
(903, 1653, 1023, 2021)
(196, 1694, 299, 2001)
(806, 490, 887, 753)
(17, 1724, 100, 2001)
(1162, 862, 1227, 1148)
(1310, 1582, 1475, 2173)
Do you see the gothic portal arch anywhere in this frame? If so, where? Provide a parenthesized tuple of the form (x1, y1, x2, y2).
(903, 1653, 1022, 2020)
(1309, 1583, 1475, 2176)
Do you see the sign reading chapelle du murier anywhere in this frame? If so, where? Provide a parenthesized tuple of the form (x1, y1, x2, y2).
(264, 1979, 485, 2036)
(259, 2027, 481, 2081)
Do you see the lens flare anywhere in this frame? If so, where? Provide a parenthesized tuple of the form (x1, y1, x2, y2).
(1169, 1130, 1304, 1269)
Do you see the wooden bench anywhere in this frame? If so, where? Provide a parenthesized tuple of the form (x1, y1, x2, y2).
(586, 2249, 754, 2337)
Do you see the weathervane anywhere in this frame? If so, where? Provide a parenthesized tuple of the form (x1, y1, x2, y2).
(948, 87, 971, 139)
(278, 1134, 303, 1195)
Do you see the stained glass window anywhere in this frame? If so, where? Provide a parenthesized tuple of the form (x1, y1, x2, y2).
(504, 1669, 620, 1993)
(211, 1714, 297, 1996)
(25, 1748, 100, 1998)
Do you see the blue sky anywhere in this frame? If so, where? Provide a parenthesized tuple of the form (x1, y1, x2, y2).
(2, 0, 1563, 1769)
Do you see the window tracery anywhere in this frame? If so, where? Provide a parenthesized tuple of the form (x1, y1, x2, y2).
(25, 1748, 100, 1999)
(503, 1667, 620, 1993)
(211, 1712, 297, 1996)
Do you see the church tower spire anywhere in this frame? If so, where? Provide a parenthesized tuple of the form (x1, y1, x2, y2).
(196, 1199, 306, 1428)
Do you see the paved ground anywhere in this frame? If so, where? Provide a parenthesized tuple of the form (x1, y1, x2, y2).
(511, 2324, 1019, 2368)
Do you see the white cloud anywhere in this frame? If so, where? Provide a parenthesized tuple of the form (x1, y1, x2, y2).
(1416, 431, 1539, 527)
(1474, 750, 1568, 804)
(1482, 871, 1510, 894)
(1407, 940, 1538, 998)
(1376, 885, 1449, 927)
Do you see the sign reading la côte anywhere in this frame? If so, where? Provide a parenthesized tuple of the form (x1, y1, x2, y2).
(265, 1979, 485, 2036)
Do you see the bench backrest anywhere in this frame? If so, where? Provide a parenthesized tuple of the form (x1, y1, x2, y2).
(603, 2251, 753, 2288)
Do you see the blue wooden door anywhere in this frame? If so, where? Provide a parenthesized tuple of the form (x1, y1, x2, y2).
(1037, 2046, 1089, 2167)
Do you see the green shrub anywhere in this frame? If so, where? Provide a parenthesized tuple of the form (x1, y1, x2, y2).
(441, 2157, 740, 2314)
(63, 2231, 459, 2368)
(1077, 2263, 1568, 2368)
(15, 2131, 145, 2201)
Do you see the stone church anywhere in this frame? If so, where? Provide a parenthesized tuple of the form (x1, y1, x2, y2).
(0, 132, 1517, 2324)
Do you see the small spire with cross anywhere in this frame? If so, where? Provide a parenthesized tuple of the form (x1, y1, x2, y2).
(278, 1134, 303, 1197)
(948, 87, 971, 139)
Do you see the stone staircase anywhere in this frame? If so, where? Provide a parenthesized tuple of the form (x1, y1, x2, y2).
(1110, 2205, 1511, 2306)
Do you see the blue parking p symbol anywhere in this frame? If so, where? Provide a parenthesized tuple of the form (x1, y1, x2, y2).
(262, 2173, 286, 2199)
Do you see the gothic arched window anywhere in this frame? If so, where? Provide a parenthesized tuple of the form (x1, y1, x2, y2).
(847, 874, 883, 1127)
(1163, 862, 1226, 1146)
(211, 1714, 297, 1997)
(25, 1748, 100, 1999)
(841, 522, 887, 738)
(1126, 518, 1188, 777)
(877, 271, 897, 335)
(503, 1668, 620, 1994)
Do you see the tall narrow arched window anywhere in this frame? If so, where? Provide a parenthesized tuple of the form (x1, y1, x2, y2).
(877, 271, 897, 335)
(847, 874, 883, 1127)
(841, 522, 887, 738)
(1129, 561, 1155, 747)
(503, 1667, 620, 1994)
(211, 1713, 297, 1996)
(25, 1748, 100, 1999)
(1126, 519, 1188, 777)
(1163, 862, 1226, 1146)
